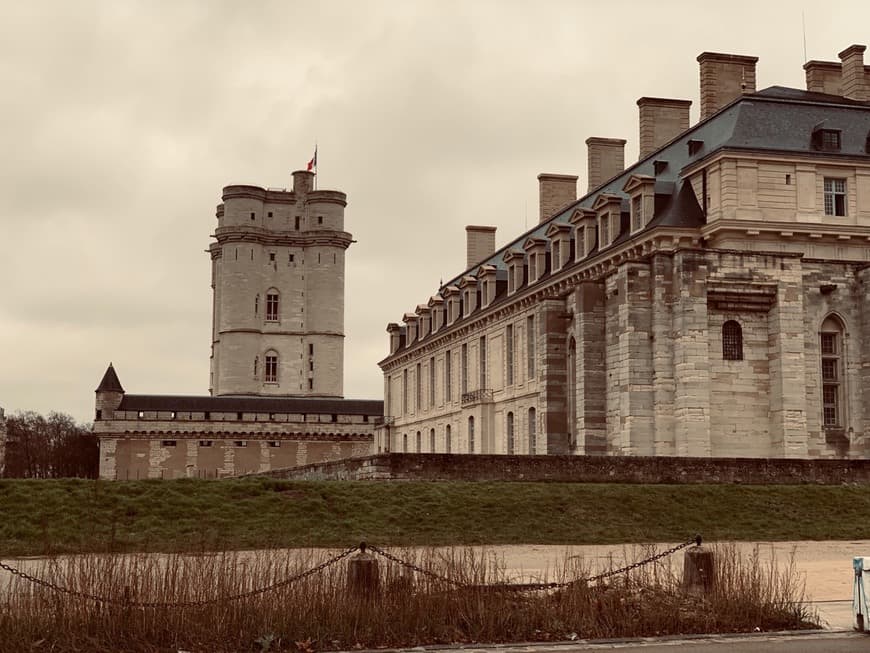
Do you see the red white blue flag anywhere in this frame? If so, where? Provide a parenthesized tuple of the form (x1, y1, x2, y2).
(307, 147, 317, 172)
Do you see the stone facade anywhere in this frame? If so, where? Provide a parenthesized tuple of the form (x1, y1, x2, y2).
(94, 170, 382, 480)
(378, 45, 870, 461)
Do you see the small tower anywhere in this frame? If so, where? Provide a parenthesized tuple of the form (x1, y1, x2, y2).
(208, 170, 352, 397)
(95, 363, 125, 421)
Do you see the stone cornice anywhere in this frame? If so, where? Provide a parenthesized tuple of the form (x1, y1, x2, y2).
(212, 226, 353, 249)
(682, 147, 870, 177)
(219, 328, 345, 337)
(703, 219, 870, 241)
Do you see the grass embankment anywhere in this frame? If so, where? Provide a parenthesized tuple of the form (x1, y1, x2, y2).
(2, 477, 870, 555)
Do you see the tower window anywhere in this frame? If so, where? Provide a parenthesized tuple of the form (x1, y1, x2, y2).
(308, 378, 313, 390)
(254, 294, 259, 315)
(289, 254, 294, 263)
(294, 216, 300, 230)
(824, 178, 847, 216)
(722, 320, 743, 360)
(318, 216, 323, 224)
(265, 353, 278, 383)
(820, 316, 845, 428)
(267, 212, 273, 218)
(266, 292, 279, 321)
(309, 343, 314, 356)
(269, 252, 276, 262)
(250, 212, 255, 221)
(253, 356, 259, 378)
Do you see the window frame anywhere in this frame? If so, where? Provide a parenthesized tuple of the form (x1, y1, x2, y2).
(265, 291, 280, 322)
(264, 352, 279, 383)
(722, 320, 744, 361)
(823, 177, 847, 217)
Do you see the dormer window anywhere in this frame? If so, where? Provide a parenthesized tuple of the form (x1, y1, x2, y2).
(523, 238, 546, 284)
(459, 276, 477, 317)
(545, 224, 571, 274)
(552, 244, 561, 271)
(623, 175, 655, 235)
(631, 195, 643, 231)
(575, 226, 585, 260)
(688, 139, 704, 156)
(569, 208, 596, 262)
(507, 264, 516, 293)
(599, 216, 609, 248)
(653, 160, 668, 175)
(813, 128, 841, 152)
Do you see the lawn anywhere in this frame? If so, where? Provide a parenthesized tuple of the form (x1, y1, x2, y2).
(2, 477, 869, 555)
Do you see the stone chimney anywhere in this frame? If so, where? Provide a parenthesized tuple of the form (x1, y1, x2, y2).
(839, 44, 868, 101)
(586, 137, 626, 192)
(537, 173, 578, 223)
(697, 52, 758, 120)
(804, 60, 843, 95)
(465, 225, 496, 268)
(637, 97, 692, 159)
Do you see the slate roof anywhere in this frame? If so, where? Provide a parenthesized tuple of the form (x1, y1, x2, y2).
(117, 394, 384, 415)
(95, 364, 124, 393)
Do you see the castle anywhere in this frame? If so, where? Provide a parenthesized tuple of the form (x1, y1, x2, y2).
(377, 46, 870, 460)
(94, 171, 382, 480)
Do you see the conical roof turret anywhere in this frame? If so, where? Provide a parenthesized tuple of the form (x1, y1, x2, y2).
(95, 363, 124, 394)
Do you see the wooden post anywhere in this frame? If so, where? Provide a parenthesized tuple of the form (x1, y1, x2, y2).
(683, 544, 715, 596)
(348, 543, 380, 601)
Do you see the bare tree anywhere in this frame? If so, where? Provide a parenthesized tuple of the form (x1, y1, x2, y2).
(3, 411, 97, 478)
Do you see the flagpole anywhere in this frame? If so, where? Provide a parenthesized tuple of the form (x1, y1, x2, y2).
(314, 141, 318, 191)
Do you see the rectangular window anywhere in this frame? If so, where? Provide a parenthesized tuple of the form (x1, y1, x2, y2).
(445, 350, 452, 402)
(479, 335, 487, 390)
(529, 254, 537, 282)
(552, 243, 561, 271)
(461, 343, 468, 394)
(527, 315, 535, 379)
(429, 357, 435, 406)
(824, 178, 847, 216)
(600, 217, 609, 247)
(161, 440, 177, 447)
(506, 324, 514, 385)
(268, 441, 280, 447)
(234, 441, 247, 448)
(508, 265, 515, 293)
(265, 355, 278, 383)
(403, 368, 409, 414)
(309, 343, 314, 356)
(199, 440, 213, 447)
(266, 293, 279, 321)
(631, 195, 643, 231)
(821, 330, 842, 427)
(576, 227, 585, 259)
(416, 362, 421, 411)
(308, 378, 313, 390)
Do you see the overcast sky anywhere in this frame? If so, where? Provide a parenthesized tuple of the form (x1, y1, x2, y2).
(2, 0, 869, 423)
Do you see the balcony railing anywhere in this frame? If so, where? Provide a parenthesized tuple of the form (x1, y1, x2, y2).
(374, 416, 396, 427)
(461, 389, 494, 407)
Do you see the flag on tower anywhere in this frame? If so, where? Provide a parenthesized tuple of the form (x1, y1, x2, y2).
(307, 147, 317, 172)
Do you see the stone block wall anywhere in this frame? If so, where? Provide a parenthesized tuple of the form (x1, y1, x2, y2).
(259, 452, 870, 485)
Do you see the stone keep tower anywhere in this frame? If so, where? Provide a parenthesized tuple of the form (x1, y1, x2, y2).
(209, 170, 352, 397)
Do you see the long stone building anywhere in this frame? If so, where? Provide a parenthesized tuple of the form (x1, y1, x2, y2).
(95, 171, 382, 479)
(377, 45, 870, 460)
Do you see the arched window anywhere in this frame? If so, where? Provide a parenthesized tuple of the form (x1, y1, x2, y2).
(416, 431, 421, 453)
(266, 290, 280, 322)
(403, 433, 408, 452)
(722, 320, 743, 360)
(264, 351, 278, 383)
(528, 407, 536, 455)
(445, 425, 452, 453)
(468, 416, 475, 453)
(430, 428, 435, 453)
(506, 412, 515, 454)
(821, 315, 845, 428)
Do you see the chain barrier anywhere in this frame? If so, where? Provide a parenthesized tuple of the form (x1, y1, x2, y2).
(0, 535, 700, 606)
(0, 545, 359, 609)
(368, 535, 701, 592)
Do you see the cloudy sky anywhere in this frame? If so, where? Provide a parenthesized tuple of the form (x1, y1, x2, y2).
(2, 0, 869, 423)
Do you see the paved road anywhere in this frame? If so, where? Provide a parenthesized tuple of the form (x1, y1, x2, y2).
(396, 631, 869, 652)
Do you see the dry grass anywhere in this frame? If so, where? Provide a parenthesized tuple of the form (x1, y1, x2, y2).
(0, 544, 817, 653)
